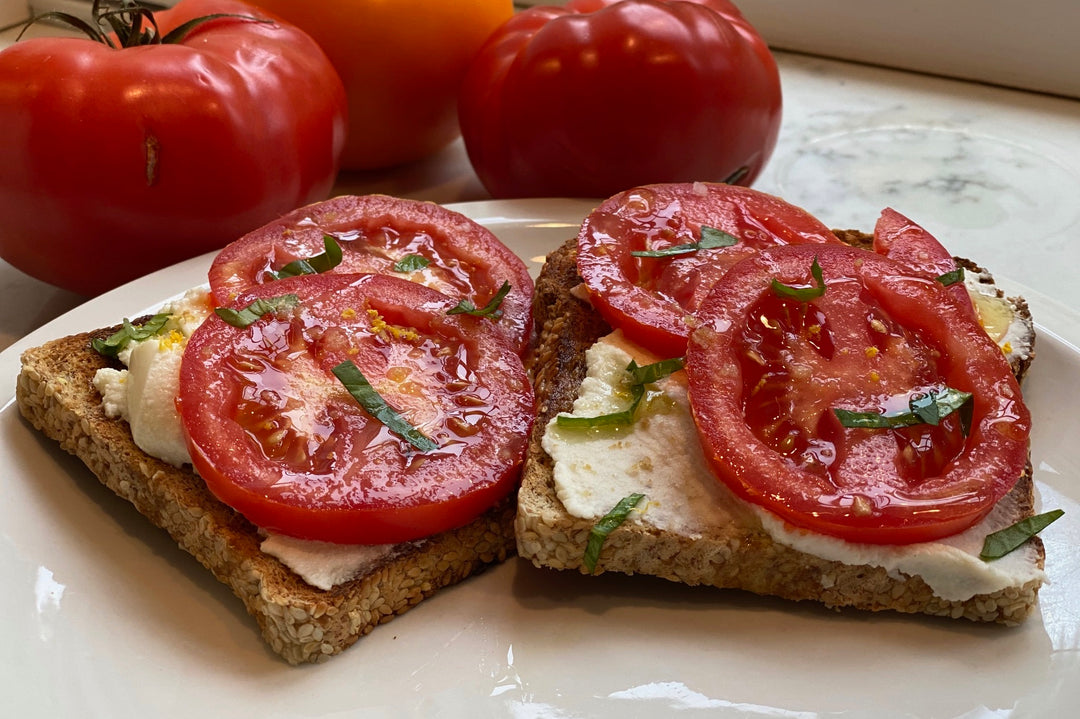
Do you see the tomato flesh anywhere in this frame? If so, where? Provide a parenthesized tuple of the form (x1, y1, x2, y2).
(208, 195, 534, 354)
(179, 272, 534, 544)
(873, 207, 977, 320)
(687, 244, 1030, 544)
(577, 183, 843, 356)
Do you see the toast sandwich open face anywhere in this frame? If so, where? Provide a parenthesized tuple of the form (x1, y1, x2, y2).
(517, 183, 1046, 625)
(16, 195, 539, 664)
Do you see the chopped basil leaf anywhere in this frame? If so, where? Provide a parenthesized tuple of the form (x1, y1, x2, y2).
(332, 360, 438, 452)
(583, 493, 645, 574)
(936, 267, 965, 287)
(833, 387, 973, 429)
(627, 356, 686, 385)
(91, 313, 170, 357)
(771, 257, 825, 301)
(630, 225, 738, 258)
(214, 294, 299, 328)
(266, 235, 343, 280)
(556, 357, 684, 429)
(447, 280, 511, 318)
(980, 509, 1064, 561)
(392, 254, 431, 273)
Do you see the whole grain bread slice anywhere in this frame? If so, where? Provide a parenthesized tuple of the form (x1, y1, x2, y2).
(516, 236, 1044, 625)
(17, 328, 515, 664)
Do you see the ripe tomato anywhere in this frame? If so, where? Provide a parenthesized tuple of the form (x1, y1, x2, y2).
(208, 194, 535, 353)
(873, 207, 977, 320)
(178, 272, 534, 544)
(686, 244, 1030, 545)
(0, 0, 347, 296)
(250, 0, 514, 170)
(576, 183, 841, 356)
(458, 0, 782, 199)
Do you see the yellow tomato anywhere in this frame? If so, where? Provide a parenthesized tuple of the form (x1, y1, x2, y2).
(253, 0, 514, 170)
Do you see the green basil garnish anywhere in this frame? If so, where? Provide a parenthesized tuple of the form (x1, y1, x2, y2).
(583, 493, 646, 573)
(392, 254, 431, 273)
(772, 257, 826, 301)
(266, 235, 343, 280)
(980, 509, 1064, 561)
(447, 280, 511, 318)
(936, 267, 965, 287)
(332, 360, 438, 452)
(91, 313, 171, 357)
(214, 294, 299, 328)
(556, 357, 684, 429)
(833, 387, 973, 430)
(631, 226, 738, 258)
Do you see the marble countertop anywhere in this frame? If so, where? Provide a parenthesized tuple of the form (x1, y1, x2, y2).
(2, 49, 1079, 351)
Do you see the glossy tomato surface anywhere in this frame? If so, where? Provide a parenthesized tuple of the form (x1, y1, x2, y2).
(577, 182, 841, 356)
(179, 273, 534, 544)
(686, 244, 1030, 544)
(251, 0, 513, 170)
(459, 0, 782, 199)
(873, 207, 977, 319)
(208, 194, 534, 354)
(0, 0, 347, 296)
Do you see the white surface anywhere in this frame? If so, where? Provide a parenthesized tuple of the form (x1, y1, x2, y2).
(736, 0, 1080, 99)
(2, 199, 1080, 719)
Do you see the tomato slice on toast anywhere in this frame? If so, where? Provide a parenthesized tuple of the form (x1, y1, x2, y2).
(873, 207, 977, 320)
(179, 272, 535, 544)
(208, 194, 534, 353)
(576, 183, 843, 356)
(686, 244, 1030, 544)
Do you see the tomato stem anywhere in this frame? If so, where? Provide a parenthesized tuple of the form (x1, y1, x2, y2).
(17, 0, 271, 48)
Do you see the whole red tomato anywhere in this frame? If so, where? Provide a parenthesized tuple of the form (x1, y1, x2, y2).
(0, 0, 347, 296)
(458, 0, 782, 199)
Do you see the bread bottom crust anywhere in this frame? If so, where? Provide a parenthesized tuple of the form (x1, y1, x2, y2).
(17, 329, 515, 664)
(518, 238, 1044, 625)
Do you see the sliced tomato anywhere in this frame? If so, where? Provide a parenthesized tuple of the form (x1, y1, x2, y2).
(208, 194, 534, 353)
(873, 208, 977, 320)
(178, 272, 534, 544)
(576, 183, 843, 356)
(686, 244, 1030, 544)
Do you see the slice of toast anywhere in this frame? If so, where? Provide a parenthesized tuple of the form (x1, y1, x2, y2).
(17, 327, 515, 664)
(516, 236, 1044, 625)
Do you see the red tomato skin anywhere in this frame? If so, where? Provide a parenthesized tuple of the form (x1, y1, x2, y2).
(873, 208, 977, 320)
(208, 194, 535, 354)
(0, 0, 347, 296)
(459, 0, 782, 199)
(686, 244, 1030, 545)
(178, 272, 534, 544)
(577, 182, 842, 356)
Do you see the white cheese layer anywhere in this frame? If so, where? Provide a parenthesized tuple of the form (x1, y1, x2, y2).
(542, 332, 1044, 603)
(965, 269, 1034, 367)
(260, 534, 407, 591)
(92, 288, 213, 468)
(91, 288, 390, 590)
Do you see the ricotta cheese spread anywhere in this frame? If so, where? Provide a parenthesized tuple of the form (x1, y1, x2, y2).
(965, 270, 1035, 368)
(92, 288, 396, 590)
(542, 332, 1044, 603)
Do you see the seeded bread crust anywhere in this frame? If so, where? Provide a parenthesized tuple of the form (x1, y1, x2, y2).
(516, 236, 1044, 625)
(16, 329, 515, 665)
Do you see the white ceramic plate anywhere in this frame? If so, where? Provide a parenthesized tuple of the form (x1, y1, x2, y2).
(2, 199, 1078, 719)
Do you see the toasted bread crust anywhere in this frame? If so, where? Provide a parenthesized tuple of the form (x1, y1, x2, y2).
(17, 330, 515, 664)
(517, 238, 1044, 625)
